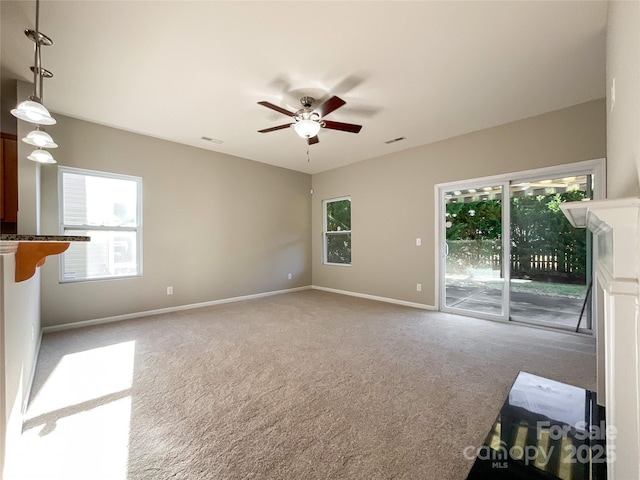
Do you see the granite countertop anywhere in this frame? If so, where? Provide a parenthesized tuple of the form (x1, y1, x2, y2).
(0, 234, 90, 242)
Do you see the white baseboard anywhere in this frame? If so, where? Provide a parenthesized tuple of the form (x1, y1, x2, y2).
(42, 285, 434, 334)
(42, 285, 312, 333)
(311, 285, 435, 310)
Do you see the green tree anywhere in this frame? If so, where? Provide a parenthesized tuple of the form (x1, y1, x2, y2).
(326, 199, 351, 264)
(326, 199, 350, 231)
(446, 191, 587, 282)
(446, 200, 502, 241)
(510, 191, 586, 282)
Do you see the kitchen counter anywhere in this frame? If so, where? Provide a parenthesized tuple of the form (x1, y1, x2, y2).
(0, 234, 90, 242)
(0, 234, 90, 281)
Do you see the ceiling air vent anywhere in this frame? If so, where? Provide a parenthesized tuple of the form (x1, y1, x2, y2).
(201, 136, 223, 144)
(384, 136, 406, 145)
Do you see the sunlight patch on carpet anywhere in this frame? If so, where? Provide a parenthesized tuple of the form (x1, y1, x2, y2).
(29, 340, 136, 416)
(6, 341, 135, 480)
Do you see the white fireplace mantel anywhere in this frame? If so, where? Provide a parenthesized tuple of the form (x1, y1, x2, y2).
(561, 198, 640, 480)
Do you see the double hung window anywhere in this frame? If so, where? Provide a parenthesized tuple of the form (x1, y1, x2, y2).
(323, 196, 351, 265)
(59, 167, 142, 282)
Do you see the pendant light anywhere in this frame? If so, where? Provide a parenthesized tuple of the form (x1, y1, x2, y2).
(22, 126, 58, 148)
(11, 99, 55, 125)
(11, 0, 56, 125)
(27, 148, 56, 164)
(11, 0, 57, 164)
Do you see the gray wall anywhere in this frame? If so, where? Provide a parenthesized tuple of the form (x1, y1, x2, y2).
(312, 99, 606, 306)
(40, 115, 312, 327)
(0, 79, 17, 135)
(606, 1, 640, 198)
(0, 258, 41, 475)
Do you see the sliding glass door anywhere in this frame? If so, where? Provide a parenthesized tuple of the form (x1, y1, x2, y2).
(509, 175, 592, 330)
(442, 183, 509, 320)
(438, 161, 602, 332)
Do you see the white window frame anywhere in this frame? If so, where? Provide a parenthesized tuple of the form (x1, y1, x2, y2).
(323, 196, 352, 266)
(58, 166, 143, 282)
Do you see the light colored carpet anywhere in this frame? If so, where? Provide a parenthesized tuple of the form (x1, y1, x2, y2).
(7, 290, 596, 479)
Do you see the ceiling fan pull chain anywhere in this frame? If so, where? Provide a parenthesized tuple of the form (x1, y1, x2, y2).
(307, 148, 311, 162)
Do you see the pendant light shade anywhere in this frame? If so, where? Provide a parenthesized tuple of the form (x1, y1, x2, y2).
(27, 148, 57, 164)
(293, 119, 321, 139)
(11, 99, 56, 125)
(22, 128, 58, 148)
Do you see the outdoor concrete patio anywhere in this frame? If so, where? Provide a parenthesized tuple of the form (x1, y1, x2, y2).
(445, 284, 589, 331)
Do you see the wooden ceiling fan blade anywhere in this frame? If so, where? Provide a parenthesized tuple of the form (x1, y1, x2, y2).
(257, 101, 295, 117)
(322, 120, 362, 134)
(308, 135, 319, 145)
(315, 96, 346, 117)
(258, 123, 293, 133)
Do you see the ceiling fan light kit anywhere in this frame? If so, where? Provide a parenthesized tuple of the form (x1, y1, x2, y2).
(293, 119, 321, 139)
(10, 0, 58, 164)
(258, 95, 363, 146)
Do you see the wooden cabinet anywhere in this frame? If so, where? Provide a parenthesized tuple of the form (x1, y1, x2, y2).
(1, 132, 18, 231)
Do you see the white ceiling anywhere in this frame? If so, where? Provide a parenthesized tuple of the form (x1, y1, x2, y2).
(1, 1, 607, 174)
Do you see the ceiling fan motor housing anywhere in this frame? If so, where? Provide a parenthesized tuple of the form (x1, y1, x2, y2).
(257, 95, 362, 145)
(300, 96, 314, 108)
(294, 97, 320, 123)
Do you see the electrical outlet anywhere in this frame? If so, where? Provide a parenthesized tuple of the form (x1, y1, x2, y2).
(31, 324, 35, 339)
(288, 273, 292, 280)
(167, 286, 173, 295)
(416, 238, 422, 246)
(416, 283, 422, 292)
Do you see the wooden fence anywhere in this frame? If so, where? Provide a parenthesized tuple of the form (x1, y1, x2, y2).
(446, 240, 585, 281)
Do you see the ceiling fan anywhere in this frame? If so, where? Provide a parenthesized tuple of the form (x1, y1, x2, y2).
(257, 95, 362, 145)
